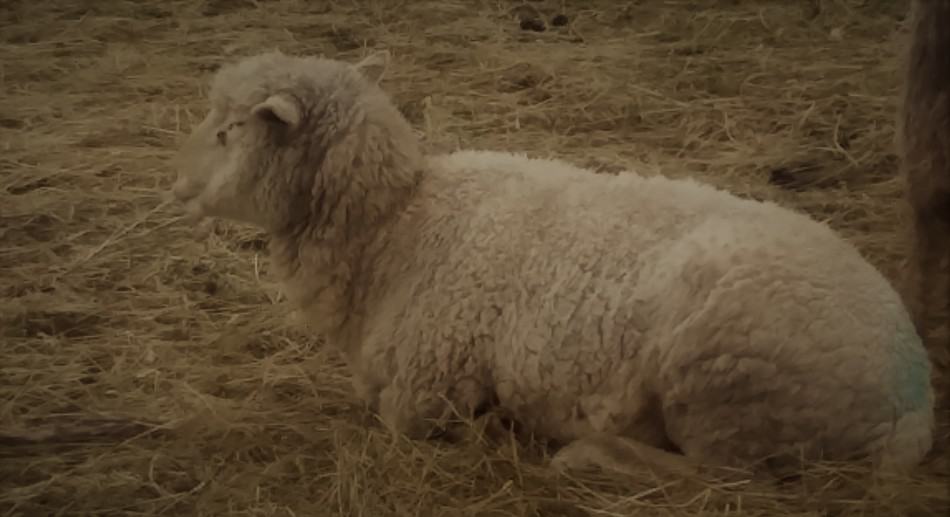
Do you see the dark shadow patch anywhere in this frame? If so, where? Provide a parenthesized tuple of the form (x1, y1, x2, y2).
(187, 270, 227, 297)
(266, 379, 311, 404)
(139, 5, 173, 19)
(4, 30, 42, 44)
(397, 97, 427, 125)
(236, 235, 269, 252)
(0, 118, 24, 129)
(511, 4, 546, 33)
(4, 213, 60, 243)
(497, 63, 551, 93)
(670, 43, 710, 56)
(201, 0, 258, 17)
(8, 178, 52, 195)
(10, 310, 105, 338)
(767, 161, 838, 192)
(424, 51, 463, 69)
(96, 165, 122, 178)
(243, 335, 289, 360)
(324, 27, 366, 52)
(0, 415, 159, 447)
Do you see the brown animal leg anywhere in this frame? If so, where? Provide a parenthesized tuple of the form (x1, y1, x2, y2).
(905, 214, 939, 335)
(898, 0, 950, 349)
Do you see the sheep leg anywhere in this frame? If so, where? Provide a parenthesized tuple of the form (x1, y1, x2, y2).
(377, 385, 443, 439)
(576, 388, 676, 451)
(350, 376, 387, 428)
(377, 376, 493, 441)
(551, 432, 701, 479)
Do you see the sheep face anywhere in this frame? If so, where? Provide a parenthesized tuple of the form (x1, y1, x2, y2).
(169, 50, 391, 230)
(171, 106, 265, 225)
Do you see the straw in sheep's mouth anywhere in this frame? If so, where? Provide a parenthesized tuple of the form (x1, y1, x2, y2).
(162, 188, 208, 225)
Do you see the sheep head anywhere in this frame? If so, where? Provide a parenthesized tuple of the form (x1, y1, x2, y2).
(169, 50, 393, 231)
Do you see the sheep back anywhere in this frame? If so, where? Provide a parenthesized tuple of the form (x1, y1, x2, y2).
(354, 149, 933, 470)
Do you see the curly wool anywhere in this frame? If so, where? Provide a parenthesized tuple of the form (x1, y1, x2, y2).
(365, 149, 933, 473)
(171, 50, 935, 476)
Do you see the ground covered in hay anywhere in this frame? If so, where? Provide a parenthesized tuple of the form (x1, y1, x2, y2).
(1, 0, 948, 515)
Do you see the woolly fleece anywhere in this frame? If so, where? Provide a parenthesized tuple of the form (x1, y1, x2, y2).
(170, 50, 935, 476)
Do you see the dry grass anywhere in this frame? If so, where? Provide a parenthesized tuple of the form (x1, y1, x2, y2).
(1, 0, 948, 515)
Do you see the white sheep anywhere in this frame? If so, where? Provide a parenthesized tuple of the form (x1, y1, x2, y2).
(169, 49, 935, 478)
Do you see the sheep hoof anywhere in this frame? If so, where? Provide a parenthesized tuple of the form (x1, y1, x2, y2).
(549, 440, 601, 474)
(551, 434, 700, 479)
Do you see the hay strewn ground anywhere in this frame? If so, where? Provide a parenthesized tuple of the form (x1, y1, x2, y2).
(1, 0, 948, 515)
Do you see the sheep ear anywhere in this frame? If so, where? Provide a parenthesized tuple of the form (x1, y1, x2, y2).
(354, 50, 390, 85)
(252, 93, 300, 129)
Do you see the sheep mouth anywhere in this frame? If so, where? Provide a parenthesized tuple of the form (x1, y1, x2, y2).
(163, 188, 208, 224)
(165, 190, 194, 205)
(180, 195, 212, 220)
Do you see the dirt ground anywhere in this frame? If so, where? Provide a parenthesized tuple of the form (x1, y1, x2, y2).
(1, 0, 948, 515)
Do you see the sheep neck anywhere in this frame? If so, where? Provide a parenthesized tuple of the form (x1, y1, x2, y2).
(268, 125, 424, 358)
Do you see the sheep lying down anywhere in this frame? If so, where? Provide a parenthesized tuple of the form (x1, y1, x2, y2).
(169, 50, 935, 477)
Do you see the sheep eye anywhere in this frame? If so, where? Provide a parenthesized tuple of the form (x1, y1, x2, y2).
(216, 130, 227, 146)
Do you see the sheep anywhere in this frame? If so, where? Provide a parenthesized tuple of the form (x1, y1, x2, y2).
(168, 49, 935, 478)
(898, 0, 950, 346)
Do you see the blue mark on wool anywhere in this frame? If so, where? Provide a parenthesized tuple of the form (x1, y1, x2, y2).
(892, 326, 931, 410)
